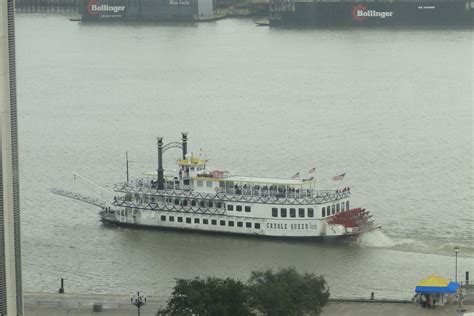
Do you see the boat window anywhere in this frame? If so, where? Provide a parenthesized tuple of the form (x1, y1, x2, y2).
(322, 207, 325, 217)
(190, 167, 194, 171)
(246, 222, 252, 228)
(186, 218, 191, 224)
(236, 205, 242, 212)
(161, 215, 166, 221)
(336, 203, 340, 213)
(297, 224, 301, 229)
(197, 180, 203, 187)
(245, 206, 251, 212)
(220, 220, 225, 226)
(305, 224, 308, 229)
(284, 224, 287, 229)
(299, 208, 305, 217)
(270, 223, 273, 229)
(237, 222, 243, 227)
(183, 199, 188, 207)
(211, 219, 217, 225)
(281, 208, 287, 218)
(191, 200, 196, 207)
(203, 219, 208, 224)
(199, 200, 205, 207)
(332, 205, 335, 214)
(194, 218, 200, 224)
(255, 223, 261, 229)
(208, 201, 213, 208)
(174, 198, 180, 205)
(308, 208, 314, 217)
(206, 181, 212, 188)
(272, 208, 278, 217)
(290, 208, 296, 218)
(228, 221, 235, 227)
(169, 216, 175, 222)
(178, 217, 183, 222)
(216, 201, 222, 208)
(227, 204, 233, 211)
(341, 202, 345, 211)
(346, 201, 349, 211)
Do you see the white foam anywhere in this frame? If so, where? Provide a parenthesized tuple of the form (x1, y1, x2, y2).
(356, 229, 396, 248)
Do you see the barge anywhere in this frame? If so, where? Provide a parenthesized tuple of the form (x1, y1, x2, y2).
(269, 0, 473, 26)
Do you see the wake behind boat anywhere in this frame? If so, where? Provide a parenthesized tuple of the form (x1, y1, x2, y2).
(52, 133, 380, 239)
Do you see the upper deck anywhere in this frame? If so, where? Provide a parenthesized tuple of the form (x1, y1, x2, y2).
(113, 177, 351, 205)
(124, 135, 350, 205)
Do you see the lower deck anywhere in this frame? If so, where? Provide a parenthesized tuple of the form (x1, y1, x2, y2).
(102, 207, 365, 238)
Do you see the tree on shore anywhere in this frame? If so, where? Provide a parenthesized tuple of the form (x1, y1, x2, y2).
(163, 267, 330, 316)
(165, 276, 252, 316)
(248, 267, 330, 316)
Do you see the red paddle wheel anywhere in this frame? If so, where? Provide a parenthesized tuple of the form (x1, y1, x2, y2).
(328, 208, 374, 233)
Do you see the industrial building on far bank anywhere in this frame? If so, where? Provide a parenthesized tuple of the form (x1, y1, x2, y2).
(82, 0, 214, 21)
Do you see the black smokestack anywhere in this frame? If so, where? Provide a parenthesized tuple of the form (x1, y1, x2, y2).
(157, 137, 164, 190)
(182, 132, 188, 160)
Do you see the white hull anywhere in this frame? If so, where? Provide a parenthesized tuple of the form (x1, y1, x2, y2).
(100, 198, 375, 238)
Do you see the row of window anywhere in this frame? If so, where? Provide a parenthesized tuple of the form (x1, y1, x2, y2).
(159, 215, 261, 229)
(267, 223, 309, 230)
(321, 201, 349, 217)
(227, 204, 251, 212)
(272, 207, 314, 218)
(196, 180, 214, 188)
(164, 197, 225, 209)
(159, 198, 253, 213)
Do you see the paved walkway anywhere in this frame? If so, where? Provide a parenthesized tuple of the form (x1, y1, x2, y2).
(24, 286, 474, 316)
(24, 292, 168, 316)
(323, 302, 472, 316)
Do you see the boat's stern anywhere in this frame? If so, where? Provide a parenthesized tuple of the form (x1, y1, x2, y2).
(325, 207, 379, 237)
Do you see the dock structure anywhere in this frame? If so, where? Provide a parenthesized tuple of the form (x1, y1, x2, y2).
(15, 0, 80, 13)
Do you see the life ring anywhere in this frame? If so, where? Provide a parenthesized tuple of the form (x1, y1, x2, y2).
(215, 187, 220, 193)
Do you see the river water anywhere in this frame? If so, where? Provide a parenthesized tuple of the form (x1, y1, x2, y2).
(16, 14, 473, 300)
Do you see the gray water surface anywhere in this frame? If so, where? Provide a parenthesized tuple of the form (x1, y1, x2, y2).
(16, 15, 473, 299)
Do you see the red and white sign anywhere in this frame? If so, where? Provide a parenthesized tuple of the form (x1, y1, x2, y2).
(352, 4, 394, 22)
(87, 0, 126, 16)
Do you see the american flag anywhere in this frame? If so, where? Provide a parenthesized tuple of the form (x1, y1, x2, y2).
(308, 167, 316, 174)
(332, 173, 345, 181)
(291, 172, 300, 179)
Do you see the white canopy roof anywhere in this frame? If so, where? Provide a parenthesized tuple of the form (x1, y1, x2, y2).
(225, 175, 305, 185)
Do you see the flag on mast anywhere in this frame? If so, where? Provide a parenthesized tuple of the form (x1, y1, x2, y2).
(308, 167, 316, 174)
(332, 173, 345, 181)
(291, 172, 300, 179)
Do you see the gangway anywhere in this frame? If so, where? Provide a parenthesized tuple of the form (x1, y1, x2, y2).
(50, 188, 107, 208)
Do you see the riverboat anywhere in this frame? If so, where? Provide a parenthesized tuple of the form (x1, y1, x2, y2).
(52, 133, 379, 239)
